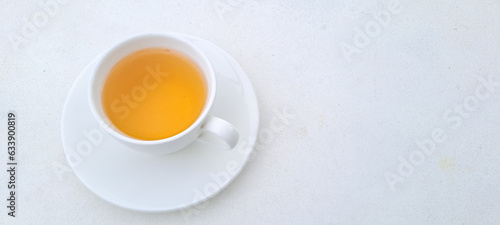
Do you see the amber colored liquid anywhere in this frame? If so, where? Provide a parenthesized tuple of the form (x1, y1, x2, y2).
(101, 48, 207, 140)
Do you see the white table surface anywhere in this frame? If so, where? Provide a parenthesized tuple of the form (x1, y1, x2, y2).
(1, 0, 500, 224)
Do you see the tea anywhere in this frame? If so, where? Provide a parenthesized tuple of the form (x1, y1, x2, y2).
(101, 47, 207, 140)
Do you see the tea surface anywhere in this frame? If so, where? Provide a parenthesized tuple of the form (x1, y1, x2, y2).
(102, 48, 207, 140)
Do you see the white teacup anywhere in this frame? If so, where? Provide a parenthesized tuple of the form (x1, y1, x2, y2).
(88, 33, 239, 154)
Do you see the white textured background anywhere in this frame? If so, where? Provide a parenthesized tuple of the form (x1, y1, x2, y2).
(1, 0, 500, 224)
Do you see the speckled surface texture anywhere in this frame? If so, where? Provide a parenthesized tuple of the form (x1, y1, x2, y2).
(1, 0, 500, 224)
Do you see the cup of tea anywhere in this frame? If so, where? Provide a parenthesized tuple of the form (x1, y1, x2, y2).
(88, 33, 239, 154)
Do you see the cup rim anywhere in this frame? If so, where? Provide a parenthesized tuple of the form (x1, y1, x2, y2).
(88, 33, 216, 145)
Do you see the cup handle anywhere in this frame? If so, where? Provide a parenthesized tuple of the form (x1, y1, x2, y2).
(201, 115, 239, 149)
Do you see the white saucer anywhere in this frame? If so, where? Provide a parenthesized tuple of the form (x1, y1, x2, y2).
(61, 34, 259, 212)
